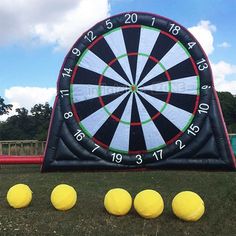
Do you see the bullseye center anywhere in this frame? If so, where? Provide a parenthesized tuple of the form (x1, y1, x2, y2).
(130, 84, 137, 93)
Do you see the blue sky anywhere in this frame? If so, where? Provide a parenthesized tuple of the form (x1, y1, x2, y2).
(0, 0, 235, 120)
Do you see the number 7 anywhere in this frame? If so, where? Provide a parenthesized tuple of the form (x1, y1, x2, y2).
(92, 144, 100, 153)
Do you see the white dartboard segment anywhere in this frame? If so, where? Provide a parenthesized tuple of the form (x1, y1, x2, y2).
(104, 29, 133, 84)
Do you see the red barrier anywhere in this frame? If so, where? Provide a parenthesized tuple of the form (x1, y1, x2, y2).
(0, 155, 43, 164)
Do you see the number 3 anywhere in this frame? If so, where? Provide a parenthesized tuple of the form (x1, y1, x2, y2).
(136, 155, 142, 164)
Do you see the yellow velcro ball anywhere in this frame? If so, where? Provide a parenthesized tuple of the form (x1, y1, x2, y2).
(7, 184, 32, 209)
(51, 184, 77, 211)
(104, 188, 132, 216)
(134, 189, 164, 219)
(172, 191, 205, 221)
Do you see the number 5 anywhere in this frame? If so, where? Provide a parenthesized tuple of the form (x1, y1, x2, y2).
(105, 19, 113, 29)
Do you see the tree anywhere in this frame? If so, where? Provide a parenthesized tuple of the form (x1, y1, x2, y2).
(0, 107, 35, 140)
(31, 103, 52, 140)
(31, 103, 52, 119)
(0, 103, 52, 140)
(16, 107, 29, 117)
(218, 92, 236, 125)
(218, 92, 236, 133)
(0, 96, 13, 115)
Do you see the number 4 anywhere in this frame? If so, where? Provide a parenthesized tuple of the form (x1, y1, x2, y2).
(188, 42, 196, 50)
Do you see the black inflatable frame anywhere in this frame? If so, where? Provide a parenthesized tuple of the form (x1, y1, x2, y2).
(42, 12, 236, 171)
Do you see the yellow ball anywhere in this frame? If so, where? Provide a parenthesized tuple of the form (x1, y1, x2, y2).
(172, 191, 205, 221)
(7, 184, 32, 209)
(51, 184, 77, 211)
(134, 189, 164, 219)
(104, 188, 132, 216)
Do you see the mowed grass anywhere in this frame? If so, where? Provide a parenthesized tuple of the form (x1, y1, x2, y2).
(0, 165, 235, 236)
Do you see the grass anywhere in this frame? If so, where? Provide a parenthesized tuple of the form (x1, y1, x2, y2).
(0, 165, 235, 236)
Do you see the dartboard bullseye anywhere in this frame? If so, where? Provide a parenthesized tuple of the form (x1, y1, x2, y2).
(42, 12, 236, 171)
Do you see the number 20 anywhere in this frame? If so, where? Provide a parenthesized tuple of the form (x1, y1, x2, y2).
(124, 13, 138, 24)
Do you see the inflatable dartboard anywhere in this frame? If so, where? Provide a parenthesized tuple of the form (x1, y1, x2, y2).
(42, 12, 236, 171)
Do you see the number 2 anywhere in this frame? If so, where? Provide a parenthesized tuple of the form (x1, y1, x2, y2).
(175, 140, 186, 150)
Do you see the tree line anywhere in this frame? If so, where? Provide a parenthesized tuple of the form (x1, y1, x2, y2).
(0, 99, 52, 140)
(217, 92, 236, 133)
(0, 92, 236, 141)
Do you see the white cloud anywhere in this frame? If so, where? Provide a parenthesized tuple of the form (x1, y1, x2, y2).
(0, 0, 110, 50)
(211, 61, 236, 94)
(188, 20, 216, 56)
(0, 87, 56, 121)
(217, 42, 231, 48)
(188, 21, 236, 94)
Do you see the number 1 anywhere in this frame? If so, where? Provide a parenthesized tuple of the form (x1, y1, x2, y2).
(151, 17, 155, 26)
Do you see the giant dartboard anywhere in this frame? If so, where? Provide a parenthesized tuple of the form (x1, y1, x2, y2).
(42, 12, 236, 171)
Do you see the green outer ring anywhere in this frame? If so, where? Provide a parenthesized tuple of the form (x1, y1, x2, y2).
(72, 25, 200, 154)
(98, 52, 171, 125)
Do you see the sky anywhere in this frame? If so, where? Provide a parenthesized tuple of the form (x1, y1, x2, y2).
(0, 0, 236, 120)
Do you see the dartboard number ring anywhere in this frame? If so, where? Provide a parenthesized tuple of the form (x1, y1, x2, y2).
(58, 12, 212, 166)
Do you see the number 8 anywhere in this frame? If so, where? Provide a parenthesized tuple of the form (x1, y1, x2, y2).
(64, 112, 73, 119)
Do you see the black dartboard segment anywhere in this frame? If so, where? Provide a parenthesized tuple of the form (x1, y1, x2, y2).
(42, 12, 236, 171)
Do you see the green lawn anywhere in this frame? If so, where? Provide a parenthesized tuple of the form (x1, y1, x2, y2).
(0, 165, 235, 236)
